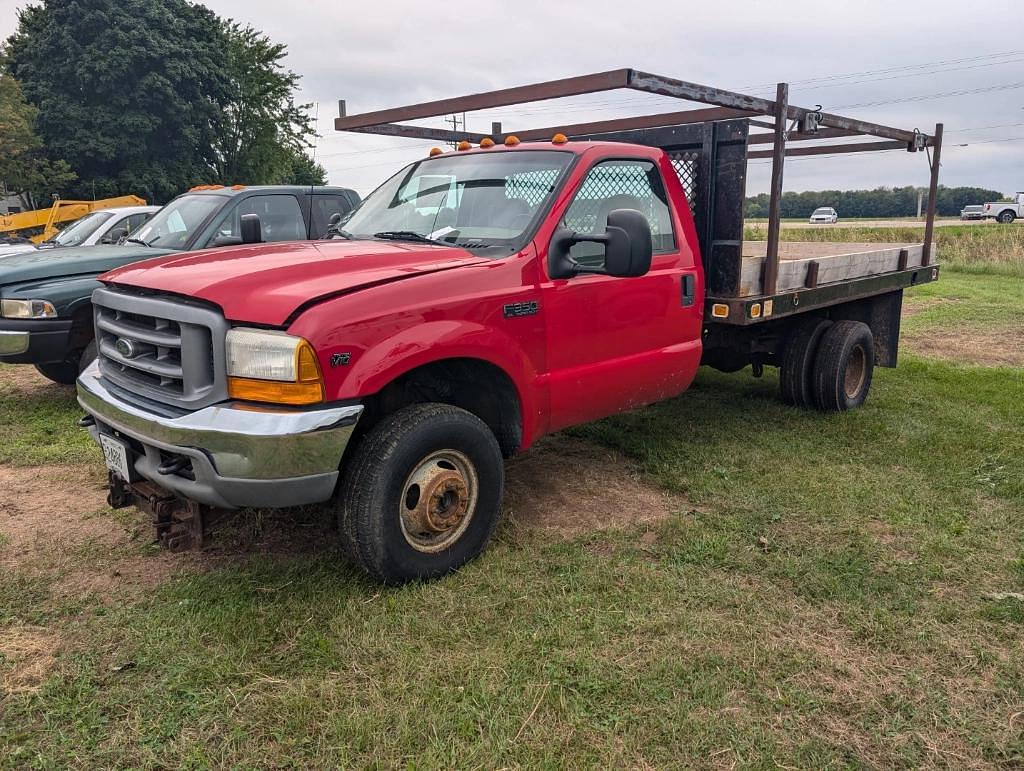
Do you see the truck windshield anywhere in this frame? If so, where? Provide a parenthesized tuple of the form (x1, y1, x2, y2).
(131, 195, 225, 250)
(339, 150, 573, 252)
(46, 211, 114, 246)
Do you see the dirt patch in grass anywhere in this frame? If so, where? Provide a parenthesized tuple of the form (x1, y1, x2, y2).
(503, 434, 685, 536)
(902, 322, 1024, 367)
(901, 296, 962, 317)
(0, 464, 191, 600)
(0, 364, 70, 397)
(0, 625, 60, 695)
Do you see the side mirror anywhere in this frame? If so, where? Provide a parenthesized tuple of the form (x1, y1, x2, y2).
(322, 211, 344, 238)
(548, 209, 653, 280)
(240, 213, 262, 244)
(104, 228, 128, 244)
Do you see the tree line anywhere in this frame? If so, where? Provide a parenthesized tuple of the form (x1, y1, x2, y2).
(1, 0, 325, 208)
(745, 186, 1007, 219)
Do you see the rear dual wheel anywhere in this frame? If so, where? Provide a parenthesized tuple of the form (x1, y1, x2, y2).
(338, 403, 504, 583)
(780, 318, 874, 411)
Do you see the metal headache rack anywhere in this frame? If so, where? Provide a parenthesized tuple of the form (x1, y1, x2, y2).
(336, 68, 942, 324)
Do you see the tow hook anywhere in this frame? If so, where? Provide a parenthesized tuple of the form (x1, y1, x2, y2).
(106, 472, 233, 551)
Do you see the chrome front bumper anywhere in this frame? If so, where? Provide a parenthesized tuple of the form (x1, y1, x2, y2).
(77, 362, 363, 509)
(0, 330, 30, 356)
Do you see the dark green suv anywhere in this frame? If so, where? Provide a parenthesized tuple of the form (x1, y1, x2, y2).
(0, 185, 359, 384)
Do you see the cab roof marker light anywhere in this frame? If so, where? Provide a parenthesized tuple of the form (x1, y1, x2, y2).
(429, 147, 443, 157)
(552, 133, 568, 145)
(479, 137, 495, 148)
(504, 135, 520, 146)
(457, 140, 472, 151)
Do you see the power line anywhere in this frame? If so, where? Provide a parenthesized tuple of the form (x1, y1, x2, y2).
(484, 50, 1024, 119)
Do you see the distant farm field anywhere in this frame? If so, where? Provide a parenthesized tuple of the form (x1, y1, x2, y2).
(1, 232, 1022, 767)
(746, 221, 1024, 277)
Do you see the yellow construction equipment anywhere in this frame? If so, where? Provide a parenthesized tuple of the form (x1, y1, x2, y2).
(0, 195, 148, 243)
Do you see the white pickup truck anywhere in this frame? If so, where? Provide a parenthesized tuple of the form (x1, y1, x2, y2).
(983, 192, 1024, 223)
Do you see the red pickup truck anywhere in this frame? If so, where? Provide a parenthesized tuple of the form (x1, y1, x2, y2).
(77, 71, 942, 583)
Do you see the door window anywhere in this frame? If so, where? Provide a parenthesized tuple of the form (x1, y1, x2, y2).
(560, 160, 675, 267)
(212, 195, 306, 244)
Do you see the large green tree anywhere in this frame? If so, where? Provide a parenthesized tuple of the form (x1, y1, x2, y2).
(5, 0, 232, 203)
(0, 69, 75, 208)
(211, 21, 319, 186)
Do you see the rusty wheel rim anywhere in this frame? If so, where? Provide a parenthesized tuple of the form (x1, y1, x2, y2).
(844, 345, 867, 399)
(399, 449, 478, 553)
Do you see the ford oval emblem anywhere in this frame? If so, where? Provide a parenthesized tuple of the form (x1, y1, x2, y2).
(115, 337, 137, 359)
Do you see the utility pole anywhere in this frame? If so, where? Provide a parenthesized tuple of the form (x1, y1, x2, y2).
(445, 113, 466, 148)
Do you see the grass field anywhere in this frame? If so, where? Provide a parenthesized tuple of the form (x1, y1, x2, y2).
(746, 221, 1024, 278)
(1, 259, 1023, 765)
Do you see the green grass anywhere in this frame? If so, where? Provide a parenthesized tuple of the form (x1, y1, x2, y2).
(744, 222, 1024, 277)
(0, 367, 94, 466)
(1, 274, 1023, 767)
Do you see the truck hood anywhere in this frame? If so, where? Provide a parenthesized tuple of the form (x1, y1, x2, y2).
(0, 244, 173, 292)
(102, 240, 492, 325)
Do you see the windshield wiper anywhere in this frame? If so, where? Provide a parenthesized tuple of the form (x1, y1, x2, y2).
(123, 238, 150, 247)
(373, 230, 448, 246)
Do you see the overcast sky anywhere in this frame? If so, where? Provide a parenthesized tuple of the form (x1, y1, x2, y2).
(2, 0, 1023, 197)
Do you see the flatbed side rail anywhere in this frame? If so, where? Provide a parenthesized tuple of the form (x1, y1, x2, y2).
(335, 69, 942, 296)
(706, 264, 940, 326)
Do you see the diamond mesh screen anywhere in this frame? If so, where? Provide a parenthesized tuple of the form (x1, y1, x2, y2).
(560, 164, 663, 233)
(506, 169, 561, 206)
(668, 151, 699, 218)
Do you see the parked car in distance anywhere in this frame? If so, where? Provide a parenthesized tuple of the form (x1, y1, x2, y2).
(0, 185, 359, 384)
(960, 205, 985, 221)
(808, 207, 838, 224)
(983, 192, 1024, 223)
(0, 206, 159, 260)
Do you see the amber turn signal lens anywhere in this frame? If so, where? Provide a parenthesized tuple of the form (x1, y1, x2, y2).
(504, 135, 520, 146)
(457, 140, 472, 151)
(429, 147, 443, 157)
(228, 378, 324, 405)
(551, 133, 568, 144)
(479, 137, 495, 148)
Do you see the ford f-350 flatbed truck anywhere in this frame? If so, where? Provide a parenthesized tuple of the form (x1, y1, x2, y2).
(76, 69, 942, 583)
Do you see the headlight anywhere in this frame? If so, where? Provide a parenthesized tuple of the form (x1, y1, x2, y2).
(1, 299, 57, 319)
(226, 328, 324, 405)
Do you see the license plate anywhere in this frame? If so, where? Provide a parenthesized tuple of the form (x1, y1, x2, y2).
(99, 434, 132, 481)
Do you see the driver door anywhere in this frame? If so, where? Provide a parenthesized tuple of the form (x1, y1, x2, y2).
(541, 158, 701, 431)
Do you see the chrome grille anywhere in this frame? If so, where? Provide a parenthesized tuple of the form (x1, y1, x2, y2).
(92, 286, 229, 410)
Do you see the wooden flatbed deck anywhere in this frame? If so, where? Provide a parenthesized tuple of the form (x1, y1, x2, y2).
(738, 241, 925, 297)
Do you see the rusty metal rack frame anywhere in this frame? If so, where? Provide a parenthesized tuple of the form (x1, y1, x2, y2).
(335, 68, 942, 308)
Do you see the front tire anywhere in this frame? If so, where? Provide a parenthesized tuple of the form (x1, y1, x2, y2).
(338, 403, 504, 583)
(33, 338, 97, 386)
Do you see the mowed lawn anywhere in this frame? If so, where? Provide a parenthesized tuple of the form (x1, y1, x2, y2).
(1, 269, 1023, 768)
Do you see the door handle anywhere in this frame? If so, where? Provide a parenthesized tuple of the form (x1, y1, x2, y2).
(681, 274, 696, 307)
